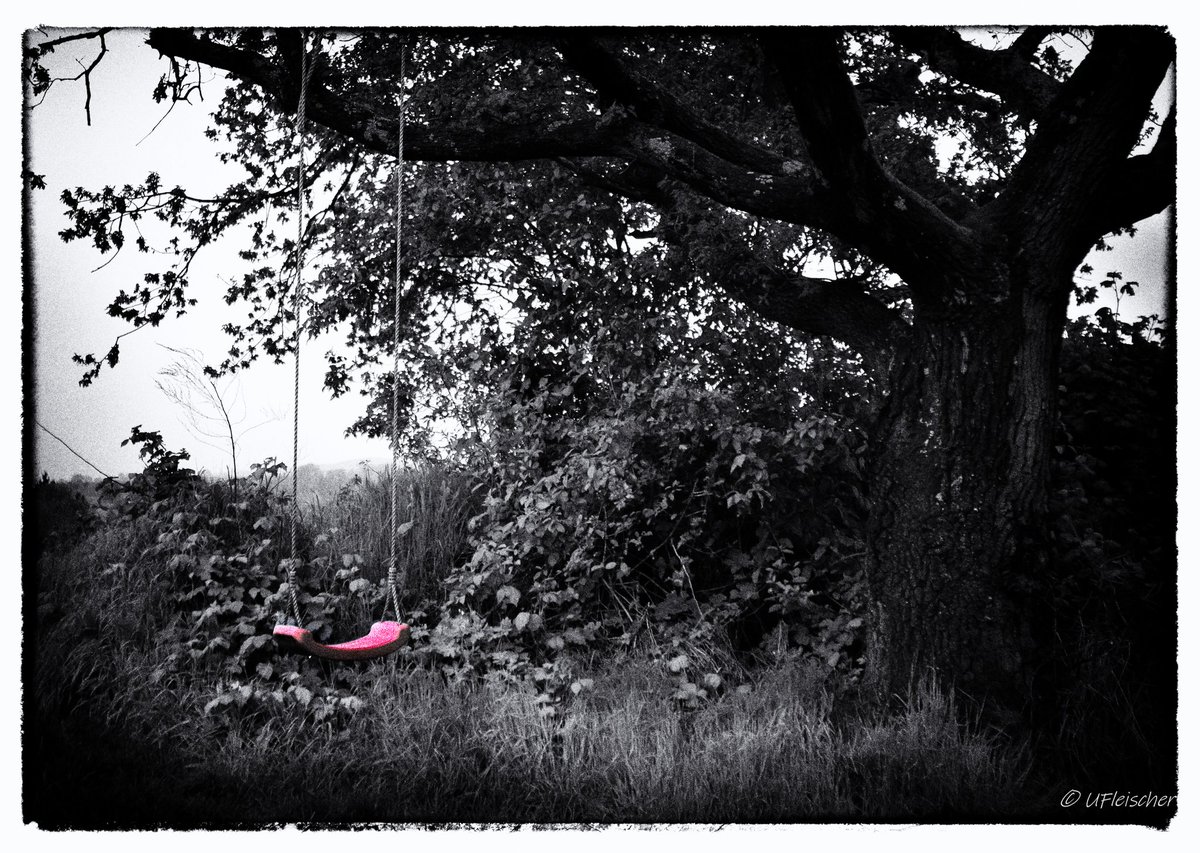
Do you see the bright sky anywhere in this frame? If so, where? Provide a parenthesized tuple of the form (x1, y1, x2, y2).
(25, 27, 1173, 482)
(29, 29, 395, 480)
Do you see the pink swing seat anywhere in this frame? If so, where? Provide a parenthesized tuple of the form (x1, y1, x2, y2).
(273, 620, 410, 661)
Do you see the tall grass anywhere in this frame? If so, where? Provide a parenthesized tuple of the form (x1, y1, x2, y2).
(30, 518, 1028, 826)
(30, 497, 1034, 826)
(31, 644, 1033, 826)
(29, 470, 1158, 828)
(305, 464, 478, 607)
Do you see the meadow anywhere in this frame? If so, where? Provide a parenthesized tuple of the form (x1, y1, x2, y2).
(25, 454, 1167, 828)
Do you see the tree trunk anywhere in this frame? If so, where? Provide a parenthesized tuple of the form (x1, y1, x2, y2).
(862, 269, 1068, 716)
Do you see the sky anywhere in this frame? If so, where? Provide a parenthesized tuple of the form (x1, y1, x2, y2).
(28, 29, 396, 481)
(24, 27, 1174, 483)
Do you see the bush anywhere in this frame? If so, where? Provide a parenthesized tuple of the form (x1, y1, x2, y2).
(429, 347, 869, 682)
(32, 428, 415, 739)
(1039, 309, 1175, 794)
(28, 472, 96, 552)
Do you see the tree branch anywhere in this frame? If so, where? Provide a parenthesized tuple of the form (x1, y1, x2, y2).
(26, 28, 113, 124)
(761, 29, 876, 192)
(147, 28, 831, 232)
(28, 27, 113, 53)
(1087, 103, 1176, 240)
(992, 27, 1174, 265)
(720, 263, 907, 356)
(616, 123, 823, 225)
(147, 28, 632, 163)
(1010, 26, 1053, 62)
(651, 186, 908, 355)
(888, 26, 1061, 122)
(557, 35, 786, 176)
(563, 158, 910, 355)
(760, 29, 983, 298)
(559, 159, 671, 207)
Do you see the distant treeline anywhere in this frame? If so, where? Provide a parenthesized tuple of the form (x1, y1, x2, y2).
(36, 463, 379, 511)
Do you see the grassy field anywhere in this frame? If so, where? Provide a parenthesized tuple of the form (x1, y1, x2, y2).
(28, 632, 1033, 826)
(23, 469, 1170, 828)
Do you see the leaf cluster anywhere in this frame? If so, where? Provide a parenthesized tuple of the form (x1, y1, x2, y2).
(422, 287, 872, 680)
(92, 431, 400, 725)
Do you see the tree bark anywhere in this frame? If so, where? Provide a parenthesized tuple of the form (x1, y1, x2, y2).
(862, 261, 1068, 714)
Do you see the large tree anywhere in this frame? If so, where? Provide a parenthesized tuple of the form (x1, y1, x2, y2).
(31, 26, 1175, 713)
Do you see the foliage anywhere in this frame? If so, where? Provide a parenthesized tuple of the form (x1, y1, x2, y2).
(25, 27, 1178, 825)
(40, 30, 923, 405)
(1052, 305, 1173, 587)
(29, 455, 1039, 827)
(423, 299, 871, 681)
(64, 431, 404, 725)
(27, 290, 1177, 821)
(112, 424, 199, 501)
(309, 463, 479, 605)
(29, 472, 96, 551)
(1036, 305, 1175, 791)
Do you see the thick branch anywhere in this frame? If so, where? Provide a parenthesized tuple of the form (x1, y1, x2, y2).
(562, 161, 905, 351)
(560, 159, 672, 208)
(1088, 104, 1176, 239)
(993, 27, 1174, 266)
(147, 28, 631, 162)
(616, 124, 824, 226)
(888, 27, 1061, 122)
(28, 27, 114, 53)
(147, 28, 829, 231)
(761, 29, 983, 297)
(719, 257, 907, 356)
(557, 36, 786, 176)
(651, 189, 907, 354)
(761, 30, 876, 191)
(1009, 26, 1053, 62)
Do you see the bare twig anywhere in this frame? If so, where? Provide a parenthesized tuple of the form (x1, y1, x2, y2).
(42, 30, 110, 125)
(29, 27, 113, 53)
(136, 99, 182, 147)
(34, 419, 117, 482)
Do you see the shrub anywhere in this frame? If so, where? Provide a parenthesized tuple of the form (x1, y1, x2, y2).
(34, 428, 413, 734)
(430, 349, 869, 682)
(1038, 308, 1175, 794)
(28, 472, 96, 552)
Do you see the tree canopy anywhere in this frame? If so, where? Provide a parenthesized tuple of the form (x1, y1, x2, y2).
(30, 28, 1172, 403)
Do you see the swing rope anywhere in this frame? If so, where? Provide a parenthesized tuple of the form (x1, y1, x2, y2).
(275, 33, 410, 659)
(285, 35, 318, 627)
(386, 44, 408, 623)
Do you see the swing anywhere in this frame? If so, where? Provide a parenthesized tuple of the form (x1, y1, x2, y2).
(272, 35, 412, 662)
(273, 620, 409, 661)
